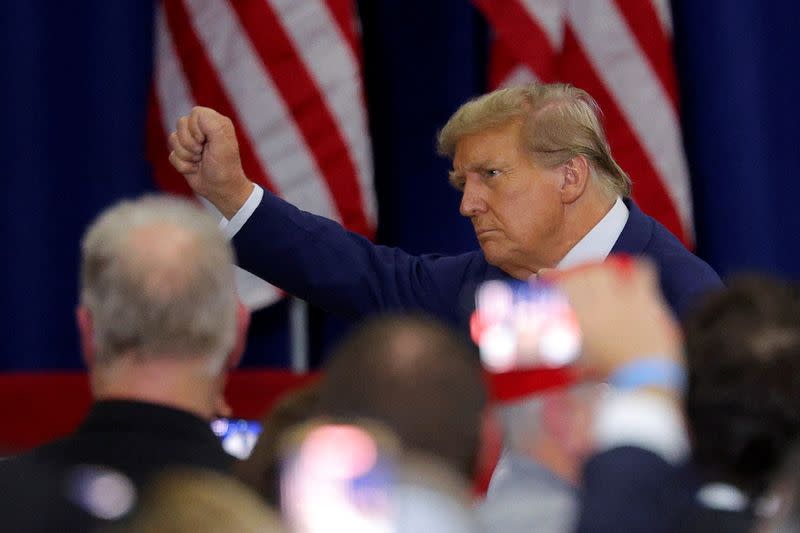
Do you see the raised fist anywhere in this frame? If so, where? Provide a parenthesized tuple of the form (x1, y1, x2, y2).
(168, 106, 254, 219)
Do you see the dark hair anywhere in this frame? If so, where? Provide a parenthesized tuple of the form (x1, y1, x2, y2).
(756, 441, 800, 531)
(684, 275, 800, 496)
(316, 314, 487, 479)
(234, 384, 319, 507)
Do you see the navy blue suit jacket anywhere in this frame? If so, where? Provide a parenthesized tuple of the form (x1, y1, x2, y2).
(576, 446, 697, 533)
(233, 192, 721, 323)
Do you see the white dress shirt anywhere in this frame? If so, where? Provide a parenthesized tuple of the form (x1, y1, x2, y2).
(557, 196, 629, 269)
(217, 184, 265, 239)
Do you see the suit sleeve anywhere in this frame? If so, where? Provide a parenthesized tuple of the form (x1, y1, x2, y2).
(576, 447, 692, 533)
(232, 190, 484, 322)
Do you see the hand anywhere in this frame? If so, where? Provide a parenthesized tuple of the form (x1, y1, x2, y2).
(553, 257, 684, 380)
(168, 106, 255, 219)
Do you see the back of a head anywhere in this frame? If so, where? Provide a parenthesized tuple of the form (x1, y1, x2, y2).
(80, 195, 238, 373)
(236, 384, 319, 507)
(437, 82, 631, 198)
(316, 314, 487, 479)
(685, 275, 800, 496)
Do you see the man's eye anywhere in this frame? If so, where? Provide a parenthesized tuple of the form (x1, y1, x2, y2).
(485, 169, 501, 178)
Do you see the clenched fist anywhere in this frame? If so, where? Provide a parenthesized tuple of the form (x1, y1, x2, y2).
(168, 107, 254, 219)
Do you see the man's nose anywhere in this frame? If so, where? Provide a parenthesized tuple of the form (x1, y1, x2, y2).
(459, 176, 487, 217)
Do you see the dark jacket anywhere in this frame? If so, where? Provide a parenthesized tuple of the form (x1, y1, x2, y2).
(0, 400, 231, 531)
(234, 192, 721, 322)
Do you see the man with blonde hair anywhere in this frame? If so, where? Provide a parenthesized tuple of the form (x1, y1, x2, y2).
(0, 195, 250, 528)
(168, 82, 718, 324)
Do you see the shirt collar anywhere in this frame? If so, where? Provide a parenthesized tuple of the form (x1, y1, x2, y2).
(557, 196, 629, 269)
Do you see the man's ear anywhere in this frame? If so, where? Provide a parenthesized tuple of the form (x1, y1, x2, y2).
(226, 301, 251, 370)
(560, 156, 590, 204)
(76, 305, 96, 370)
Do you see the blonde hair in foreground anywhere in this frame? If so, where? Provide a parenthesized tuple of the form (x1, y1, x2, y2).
(107, 468, 284, 533)
(437, 83, 632, 198)
(80, 195, 237, 373)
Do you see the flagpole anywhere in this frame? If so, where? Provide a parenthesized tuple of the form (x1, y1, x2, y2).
(289, 297, 309, 374)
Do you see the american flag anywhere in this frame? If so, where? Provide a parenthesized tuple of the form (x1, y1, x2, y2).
(474, 0, 693, 246)
(146, 0, 376, 309)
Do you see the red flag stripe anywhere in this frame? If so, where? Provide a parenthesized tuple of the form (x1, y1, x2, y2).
(473, 0, 559, 82)
(162, 0, 278, 195)
(490, 39, 531, 88)
(180, 0, 341, 224)
(268, 0, 376, 228)
(560, 24, 686, 242)
(324, 0, 362, 63)
(316, 0, 372, 177)
(613, 0, 680, 110)
(567, 0, 692, 238)
(229, 1, 371, 236)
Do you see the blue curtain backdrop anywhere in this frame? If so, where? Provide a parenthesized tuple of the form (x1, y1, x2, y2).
(1, 1, 798, 371)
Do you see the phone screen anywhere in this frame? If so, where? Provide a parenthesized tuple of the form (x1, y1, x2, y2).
(471, 279, 581, 371)
(280, 424, 396, 533)
(210, 418, 262, 459)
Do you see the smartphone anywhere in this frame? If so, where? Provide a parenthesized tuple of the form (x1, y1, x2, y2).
(210, 418, 262, 459)
(471, 279, 581, 371)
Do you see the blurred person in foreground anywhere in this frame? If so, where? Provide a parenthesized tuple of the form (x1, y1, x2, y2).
(315, 314, 488, 484)
(681, 276, 800, 532)
(167, 83, 719, 330)
(550, 256, 693, 533)
(105, 468, 284, 533)
(479, 378, 597, 532)
(278, 418, 480, 533)
(0, 195, 250, 527)
(313, 314, 489, 531)
(235, 384, 320, 507)
(478, 267, 800, 533)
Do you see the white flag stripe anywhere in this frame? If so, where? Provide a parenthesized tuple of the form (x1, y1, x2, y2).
(499, 65, 539, 88)
(270, 0, 377, 226)
(650, 0, 674, 36)
(183, 0, 341, 222)
(568, 0, 693, 232)
(154, 5, 195, 137)
(519, 0, 565, 50)
(155, 4, 287, 310)
(233, 265, 283, 309)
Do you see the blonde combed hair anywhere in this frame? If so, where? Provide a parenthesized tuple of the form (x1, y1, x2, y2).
(437, 83, 631, 198)
(80, 195, 237, 373)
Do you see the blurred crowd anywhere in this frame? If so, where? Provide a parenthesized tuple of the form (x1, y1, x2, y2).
(1, 193, 799, 533)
